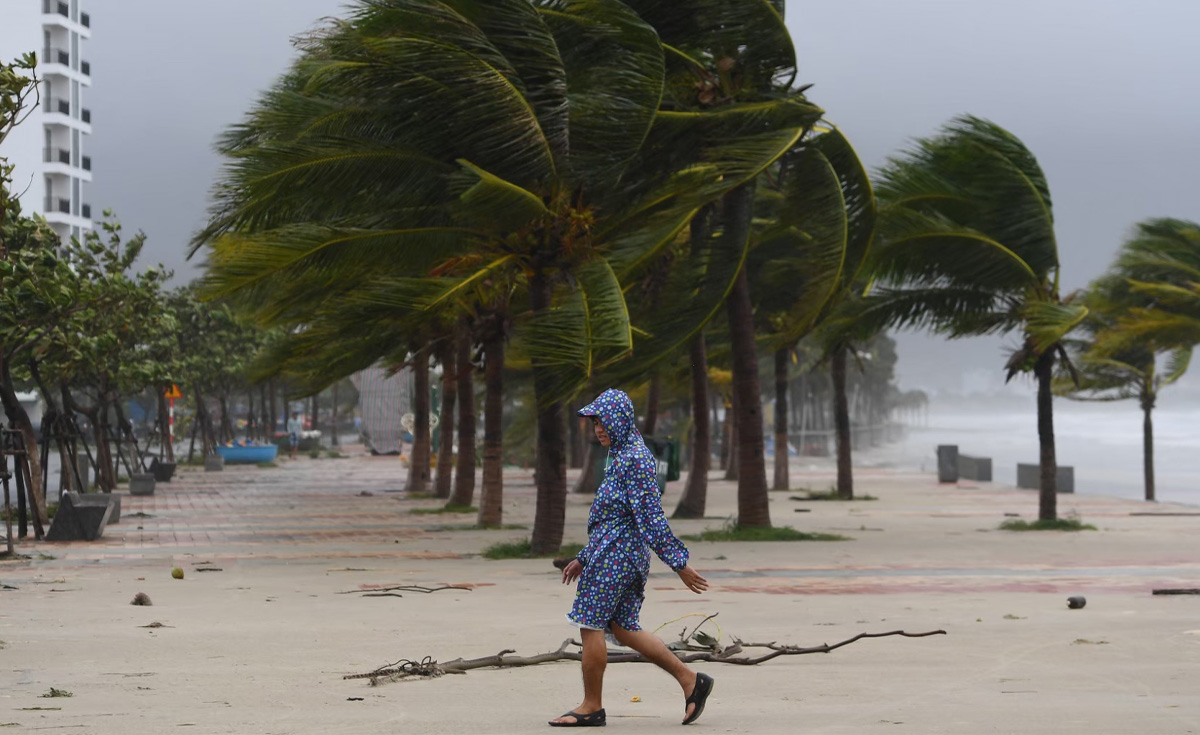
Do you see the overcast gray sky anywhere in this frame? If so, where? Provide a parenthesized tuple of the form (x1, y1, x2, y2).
(85, 0, 1200, 395)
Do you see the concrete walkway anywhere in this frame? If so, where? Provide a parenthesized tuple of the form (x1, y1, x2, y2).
(1, 448, 1197, 734)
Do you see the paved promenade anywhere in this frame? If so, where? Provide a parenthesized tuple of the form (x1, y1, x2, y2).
(2, 448, 1197, 733)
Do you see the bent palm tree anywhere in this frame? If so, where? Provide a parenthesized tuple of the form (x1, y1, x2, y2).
(865, 116, 1085, 521)
(193, 0, 818, 553)
(1066, 219, 1200, 501)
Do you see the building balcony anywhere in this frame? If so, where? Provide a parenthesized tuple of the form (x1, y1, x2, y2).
(81, 60, 90, 77)
(82, 156, 91, 171)
(44, 196, 71, 215)
(81, 108, 91, 124)
(50, 98, 70, 115)
(41, 47, 71, 77)
(44, 147, 71, 165)
(42, 0, 91, 38)
(43, 0, 69, 19)
(82, 203, 92, 219)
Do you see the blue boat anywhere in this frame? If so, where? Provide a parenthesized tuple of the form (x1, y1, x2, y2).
(215, 443, 279, 464)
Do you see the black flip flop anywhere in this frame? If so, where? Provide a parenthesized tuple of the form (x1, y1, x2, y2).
(549, 709, 606, 727)
(682, 673, 714, 725)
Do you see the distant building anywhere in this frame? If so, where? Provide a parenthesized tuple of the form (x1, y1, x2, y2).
(0, 0, 94, 244)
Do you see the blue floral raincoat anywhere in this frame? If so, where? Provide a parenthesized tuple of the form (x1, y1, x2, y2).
(567, 389, 690, 633)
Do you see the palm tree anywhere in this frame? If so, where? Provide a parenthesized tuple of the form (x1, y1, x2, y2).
(194, 0, 815, 553)
(866, 116, 1086, 521)
(752, 127, 877, 496)
(1063, 219, 1200, 501)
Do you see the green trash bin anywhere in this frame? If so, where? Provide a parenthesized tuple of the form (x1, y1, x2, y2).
(643, 435, 680, 493)
(580, 438, 610, 495)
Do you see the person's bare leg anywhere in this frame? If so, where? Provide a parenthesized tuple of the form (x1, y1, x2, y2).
(550, 628, 606, 724)
(610, 623, 701, 721)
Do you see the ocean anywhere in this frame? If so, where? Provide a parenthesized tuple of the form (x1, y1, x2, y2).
(881, 398, 1200, 507)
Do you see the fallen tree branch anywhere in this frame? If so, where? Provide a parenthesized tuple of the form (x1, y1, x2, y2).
(336, 584, 473, 597)
(345, 627, 946, 685)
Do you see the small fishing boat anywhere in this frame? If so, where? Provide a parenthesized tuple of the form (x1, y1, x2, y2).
(215, 443, 279, 464)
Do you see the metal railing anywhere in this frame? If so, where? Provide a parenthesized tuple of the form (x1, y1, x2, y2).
(43, 0, 69, 18)
(49, 98, 70, 115)
(44, 196, 71, 214)
(43, 147, 71, 165)
(43, 47, 70, 66)
(80, 60, 90, 76)
(81, 204, 92, 219)
(81, 12, 90, 27)
(82, 156, 91, 171)
(81, 108, 91, 124)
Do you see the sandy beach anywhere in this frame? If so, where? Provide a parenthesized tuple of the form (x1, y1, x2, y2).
(2, 449, 1198, 734)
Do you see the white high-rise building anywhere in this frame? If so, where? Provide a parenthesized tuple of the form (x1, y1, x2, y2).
(0, 0, 93, 244)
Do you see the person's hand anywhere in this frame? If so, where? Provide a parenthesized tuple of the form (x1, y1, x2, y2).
(562, 559, 583, 585)
(677, 565, 708, 594)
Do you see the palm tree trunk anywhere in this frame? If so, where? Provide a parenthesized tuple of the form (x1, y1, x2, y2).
(529, 271, 567, 555)
(268, 379, 278, 437)
(408, 347, 432, 494)
(331, 381, 340, 447)
(674, 330, 710, 518)
(723, 394, 738, 480)
(0, 356, 47, 526)
(832, 344, 854, 500)
(773, 346, 790, 491)
(1141, 390, 1156, 503)
(643, 372, 661, 435)
(477, 322, 505, 527)
(451, 321, 477, 508)
(723, 182, 769, 528)
(260, 383, 270, 446)
(568, 400, 584, 469)
(1034, 350, 1058, 520)
(435, 340, 457, 500)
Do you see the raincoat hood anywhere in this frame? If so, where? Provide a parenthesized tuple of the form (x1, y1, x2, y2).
(578, 389, 639, 451)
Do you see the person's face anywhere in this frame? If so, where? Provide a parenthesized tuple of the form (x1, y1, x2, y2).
(591, 417, 611, 447)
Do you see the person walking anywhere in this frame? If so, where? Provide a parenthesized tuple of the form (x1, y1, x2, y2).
(286, 411, 303, 459)
(550, 389, 714, 728)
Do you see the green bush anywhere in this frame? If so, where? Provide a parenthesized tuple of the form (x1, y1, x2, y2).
(411, 504, 478, 515)
(483, 539, 585, 560)
(999, 518, 1096, 532)
(681, 525, 849, 542)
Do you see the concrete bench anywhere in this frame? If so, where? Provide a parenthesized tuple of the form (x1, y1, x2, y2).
(936, 445, 959, 483)
(45, 491, 115, 541)
(958, 454, 993, 482)
(73, 491, 121, 524)
(1016, 463, 1075, 493)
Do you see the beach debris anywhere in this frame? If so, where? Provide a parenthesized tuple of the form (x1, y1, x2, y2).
(337, 584, 472, 598)
(1067, 596, 1087, 609)
(1003, 614, 1026, 620)
(345, 615, 947, 685)
(195, 568, 223, 572)
(171, 567, 184, 580)
(40, 688, 73, 698)
(630, 696, 641, 702)
(1152, 588, 1200, 595)
(131, 592, 152, 606)
(347, 697, 365, 701)
(1072, 639, 1108, 645)
(139, 622, 173, 629)
(358, 491, 374, 497)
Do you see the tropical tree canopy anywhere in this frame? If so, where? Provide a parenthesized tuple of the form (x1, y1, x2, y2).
(865, 115, 1086, 369)
(193, 0, 821, 400)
